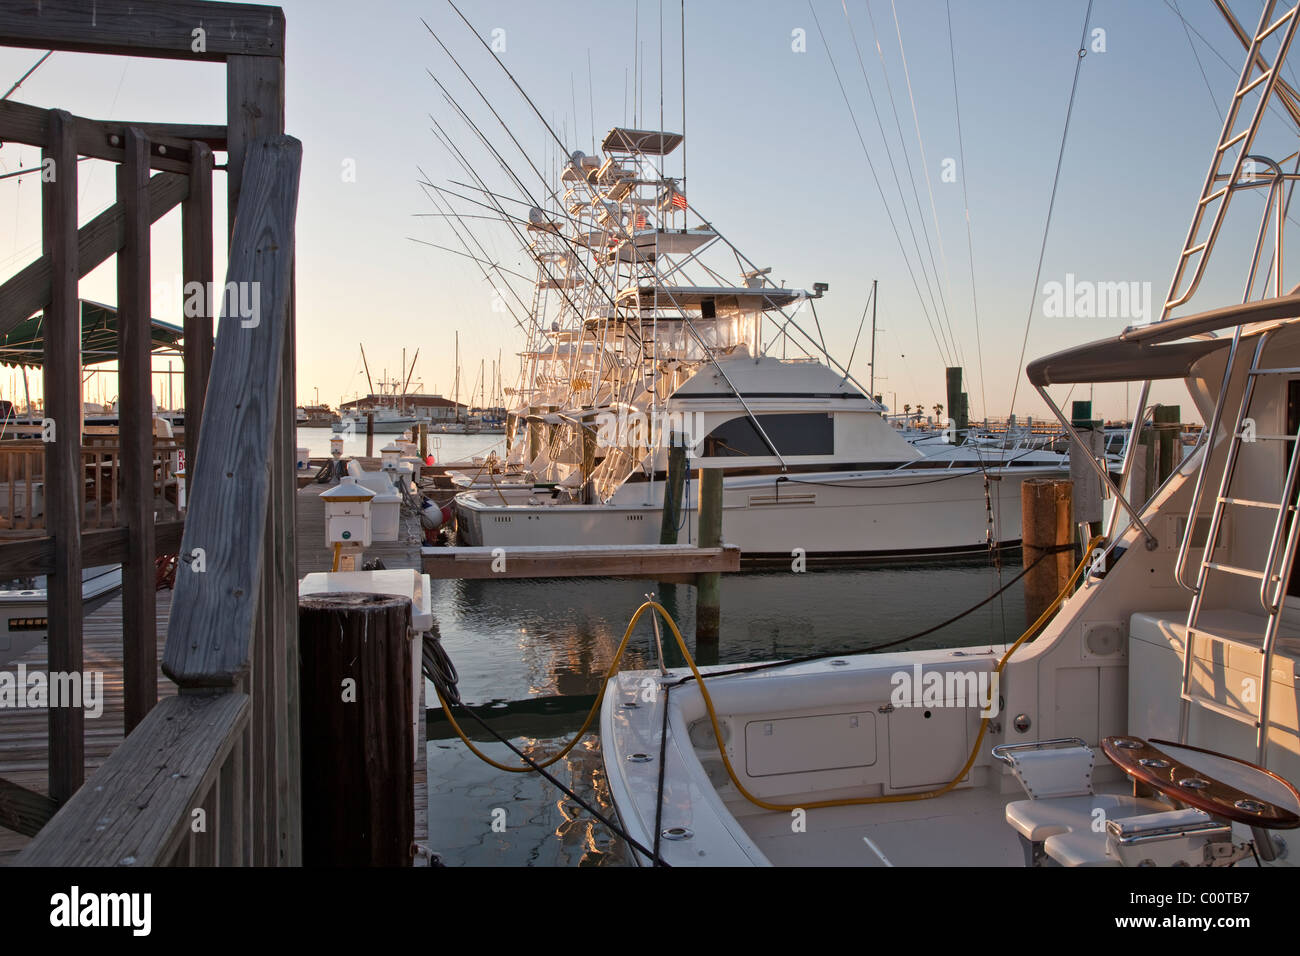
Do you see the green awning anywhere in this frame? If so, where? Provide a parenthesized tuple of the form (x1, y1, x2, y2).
(0, 299, 184, 369)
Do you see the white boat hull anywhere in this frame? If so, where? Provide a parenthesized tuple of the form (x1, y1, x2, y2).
(454, 465, 1065, 560)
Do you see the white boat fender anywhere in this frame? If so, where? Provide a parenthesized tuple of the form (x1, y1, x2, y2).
(419, 498, 453, 529)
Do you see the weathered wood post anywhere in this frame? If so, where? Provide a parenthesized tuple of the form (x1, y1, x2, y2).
(118, 126, 157, 733)
(696, 453, 724, 643)
(946, 367, 968, 438)
(418, 422, 428, 461)
(1135, 429, 1158, 504)
(366, 411, 375, 459)
(299, 592, 414, 866)
(1069, 400, 1104, 545)
(43, 108, 84, 802)
(580, 411, 598, 505)
(659, 433, 687, 545)
(1154, 405, 1181, 484)
(527, 406, 541, 462)
(1021, 478, 1073, 628)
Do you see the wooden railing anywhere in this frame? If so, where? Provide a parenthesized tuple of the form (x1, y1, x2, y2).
(0, 439, 184, 533)
(17, 132, 301, 866)
(6, 0, 299, 867)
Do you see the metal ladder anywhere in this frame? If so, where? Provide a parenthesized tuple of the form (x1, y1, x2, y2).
(1178, 329, 1300, 764)
(1165, 0, 1300, 313)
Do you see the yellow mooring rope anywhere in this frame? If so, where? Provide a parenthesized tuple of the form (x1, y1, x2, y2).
(437, 537, 1104, 811)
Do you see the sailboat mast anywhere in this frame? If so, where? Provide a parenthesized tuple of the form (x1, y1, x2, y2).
(360, 344, 375, 403)
(869, 278, 878, 398)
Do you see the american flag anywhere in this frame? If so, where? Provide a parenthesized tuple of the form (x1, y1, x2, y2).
(671, 190, 687, 210)
(635, 212, 647, 229)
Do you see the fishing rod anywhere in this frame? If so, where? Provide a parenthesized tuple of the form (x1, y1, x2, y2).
(414, 178, 535, 335)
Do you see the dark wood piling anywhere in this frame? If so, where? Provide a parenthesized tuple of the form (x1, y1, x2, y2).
(696, 466, 723, 642)
(1021, 477, 1074, 628)
(1154, 405, 1181, 484)
(658, 433, 687, 545)
(366, 411, 375, 459)
(299, 592, 413, 866)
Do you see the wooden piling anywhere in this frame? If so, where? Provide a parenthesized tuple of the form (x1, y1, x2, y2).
(1021, 478, 1073, 629)
(1154, 405, 1181, 484)
(527, 406, 541, 462)
(418, 422, 428, 461)
(366, 411, 374, 459)
(1135, 429, 1158, 504)
(696, 466, 723, 642)
(298, 592, 413, 866)
(1068, 403, 1104, 542)
(580, 413, 598, 505)
(659, 434, 687, 545)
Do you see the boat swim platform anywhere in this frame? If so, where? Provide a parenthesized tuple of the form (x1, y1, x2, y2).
(420, 543, 741, 581)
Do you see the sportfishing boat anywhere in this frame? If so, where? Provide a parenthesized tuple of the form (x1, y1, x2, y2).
(449, 126, 1067, 561)
(600, 0, 1300, 866)
(455, 347, 1066, 559)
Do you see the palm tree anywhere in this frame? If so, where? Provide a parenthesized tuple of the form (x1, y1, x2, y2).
(934, 403, 944, 419)
(903, 404, 911, 417)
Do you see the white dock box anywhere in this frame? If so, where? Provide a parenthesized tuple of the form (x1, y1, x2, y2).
(370, 487, 401, 541)
(320, 477, 375, 547)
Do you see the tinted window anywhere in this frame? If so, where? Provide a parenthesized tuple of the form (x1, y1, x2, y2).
(704, 413, 834, 457)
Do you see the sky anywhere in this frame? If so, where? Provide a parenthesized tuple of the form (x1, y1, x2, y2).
(0, 0, 1295, 423)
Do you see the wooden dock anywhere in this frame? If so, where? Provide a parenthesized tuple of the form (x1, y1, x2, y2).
(0, 592, 175, 862)
(421, 543, 741, 581)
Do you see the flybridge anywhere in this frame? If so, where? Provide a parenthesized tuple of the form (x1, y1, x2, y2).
(601, 127, 684, 155)
(615, 284, 808, 313)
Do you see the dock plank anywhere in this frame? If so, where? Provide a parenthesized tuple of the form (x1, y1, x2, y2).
(420, 543, 741, 580)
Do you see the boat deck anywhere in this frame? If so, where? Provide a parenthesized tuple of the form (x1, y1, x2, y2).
(728, 786, 1023, 866)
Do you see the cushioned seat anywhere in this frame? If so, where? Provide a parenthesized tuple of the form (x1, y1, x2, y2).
(1042, 830, 1121, 867)
(1005, 794, 1167, 843)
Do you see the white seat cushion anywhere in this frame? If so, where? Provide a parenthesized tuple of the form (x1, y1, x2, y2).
(1043, 830, 1119, 867)
(1005, 794, 1168, 842)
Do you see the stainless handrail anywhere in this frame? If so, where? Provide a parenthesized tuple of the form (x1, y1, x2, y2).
(991, 737, 1089, 764)
(1035, 385, 1158, 549)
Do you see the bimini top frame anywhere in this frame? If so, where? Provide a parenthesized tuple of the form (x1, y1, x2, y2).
(1026, 293, 1300, 387)
(1027, 293, 1300, 551)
